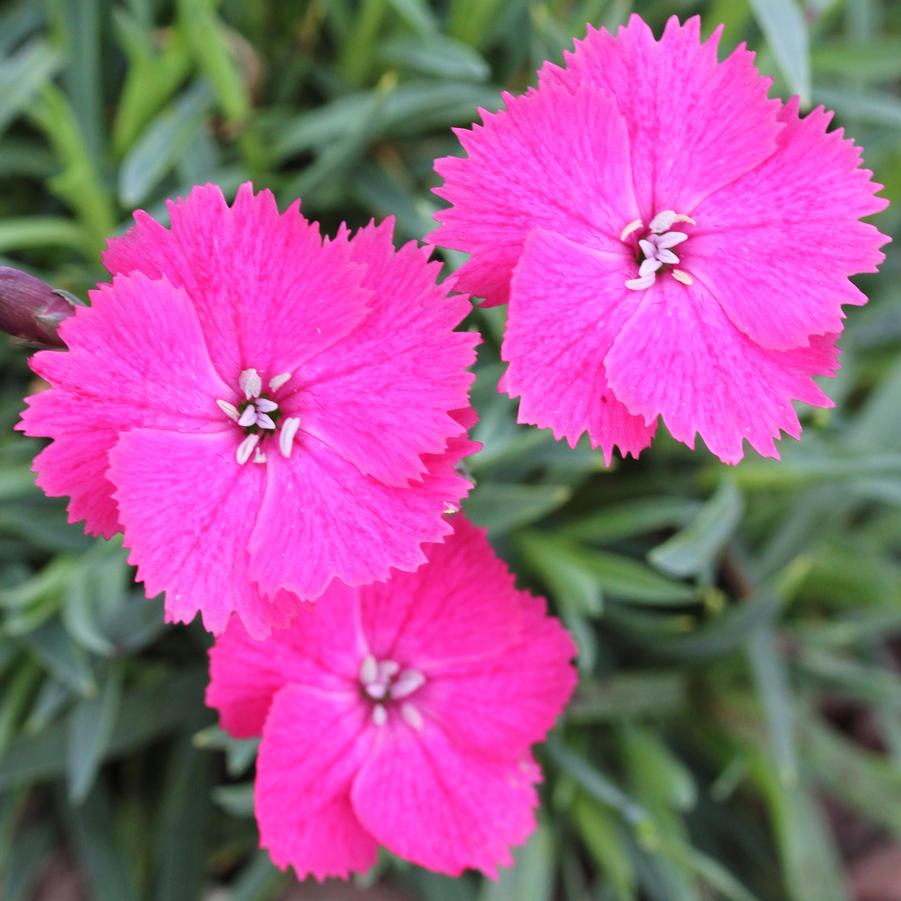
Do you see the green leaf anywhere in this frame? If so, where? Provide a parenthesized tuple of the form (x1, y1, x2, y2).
(583, 550, 696, 605)
(378, 35, 490, 81)
(747, 627, 798, 784)
(571, 796, 635, 901)
(154, 736, 212, 901)
(177, 0, 250, 123)
(22, 619, 95, 697)
(0, 41, 61, 137)
(462, 483, 571, 532)
(517, 531, 603, 616)
(619, 727, 697, 812)
(112, 10, 193, 155)
(65, 779, 138, 901)
(212, 781, 254, 817)
(568, 672, 687, 723)
(67, 663, 123, 803)
(649, 481, 743, 578)
(118, 81, 213, 206)
(560, 496, 702, 544)
(749, 0, 810, 103)
(479, 821, 555, 901)
(0, 668, 205, 790)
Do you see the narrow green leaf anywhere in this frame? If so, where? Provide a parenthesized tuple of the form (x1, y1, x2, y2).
(378, 35, 490, 81)
(517, 531, 603, 616)
(65, 779, 138, 901)
(177, 0, 250, 123)
(462, 483, 571, 532)
(0, 41, 61, 137)
(118, 82, 213, 206)
(22, 619, 95, 697)
(747, 627, 798, 783)
(749, 0, 810, 103)
(67, 663, 123, 803)
(649, 481, 743, 578)
(479, 821, 555, 901)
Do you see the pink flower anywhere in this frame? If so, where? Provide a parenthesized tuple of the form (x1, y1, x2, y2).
(429, 15, 889, 464)
(206, 516, 576, 879)
(18, 184, 479, 637)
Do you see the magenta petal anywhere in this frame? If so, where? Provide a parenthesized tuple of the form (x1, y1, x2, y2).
(540, 15, 782, 215)
(247, 431, 472, 602)
(103, 183, 370, 380)
(206, 590, 361, 738)
(424, 593, 576, 759)
(298, 220, 478, 485)
(109, 429, 298, 637)
(502, 228, 656, 463)
(352, 722, 539, 878)
(605, 277, 840, 464)
(18, 273, 231, 538)
(358, 517, 525, 669)
(689, 98, 890, 350)
(257, 685, 378, 881)
(429, 80, 637, 306)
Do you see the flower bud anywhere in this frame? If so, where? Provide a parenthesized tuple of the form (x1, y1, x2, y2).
(0, 267, 76, 348)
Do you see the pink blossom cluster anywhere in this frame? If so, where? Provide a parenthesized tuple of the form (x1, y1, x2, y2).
(14, 13, 887, 884)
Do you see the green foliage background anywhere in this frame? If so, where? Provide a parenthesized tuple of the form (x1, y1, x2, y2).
(1, 0, 900, 898)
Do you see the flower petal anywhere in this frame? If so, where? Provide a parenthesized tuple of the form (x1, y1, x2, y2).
(296, 220, 478, 485)
(423, 593, 576, 759)
(103, 183, 370, 380)
(206, 590, 362, 738)
(541, 15, 782, 216)
(688, 98, 890, 349)
(605, 276, 840, 463)
(502, 228, 656, 462)
(108, 429, 299, 637)
(17, 273, 230, 538)
(248, 430, 474, 602)
(257, 685, 378, 881)
(429, 80, 637, 306)
(353, 720, 539, 877)
(358, 517, 524, 671)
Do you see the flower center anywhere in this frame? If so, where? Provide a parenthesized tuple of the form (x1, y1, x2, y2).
(620, 210, 696, 291)
(359, 653, 426, 731)
(217, 368, 301, 466)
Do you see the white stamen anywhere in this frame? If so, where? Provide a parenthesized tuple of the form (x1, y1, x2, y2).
(672, 269, 694, 286)
(365, 682, 388, 700)
(360, 654, 378, 685)
(648, 210, 677, 233)
(239, 368, 262, 400)
(236, 433, 260, 466)
(401, 703, 423, 731)
(657, 249, 680, 265)
(638, 258, 662, 278)
(237, 405, 257, 427)
(390, 669, 426, 700)
(254, 450, 267, 464)
(269, 372, 291, 392)
(378, 660, 400, 679)
(255, 398, 279, 413)
(619, 218, 643, 242)
(656, 231, 688, 250)
(372, 704, 388, 727)
(279, 417, 301, 459)
(256, 412, 277, 430)
(443, 503, 457, 515)
(625, 273, 657, 291)
(216, 399, 240, 422)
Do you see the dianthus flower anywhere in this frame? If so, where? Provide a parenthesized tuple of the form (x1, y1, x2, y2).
(429, 15, 889, 463)
(19, 184, 478, 637)
(206, 516, 576, 879)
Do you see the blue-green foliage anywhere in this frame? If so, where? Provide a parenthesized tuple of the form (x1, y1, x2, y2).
(1, 1, 900, 898)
